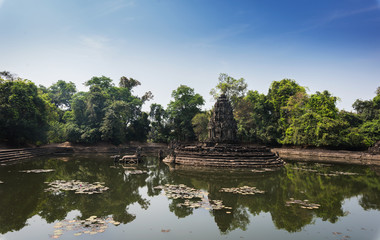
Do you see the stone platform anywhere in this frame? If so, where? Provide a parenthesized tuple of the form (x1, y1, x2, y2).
(164, 144, 285, 168)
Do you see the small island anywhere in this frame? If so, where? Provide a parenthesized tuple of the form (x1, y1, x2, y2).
(164, 93, 285, 168)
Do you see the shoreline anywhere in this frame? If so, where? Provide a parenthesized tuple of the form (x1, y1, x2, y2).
(272, 147, 380, 166)
(1, 142, 380, 166)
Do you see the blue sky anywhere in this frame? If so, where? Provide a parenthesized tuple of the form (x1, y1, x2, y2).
(0, 0, 379, 111)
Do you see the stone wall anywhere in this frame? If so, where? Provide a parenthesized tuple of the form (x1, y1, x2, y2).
(272, 148, 380, 166)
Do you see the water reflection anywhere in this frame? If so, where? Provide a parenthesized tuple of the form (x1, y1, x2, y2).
(154, 162, 380, 233)
(0, 155, 150, 235)
(0, 155, 379, 237)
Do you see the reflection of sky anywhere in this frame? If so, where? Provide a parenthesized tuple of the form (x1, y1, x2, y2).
(3, 193, 378, 240)
(1, 155, 380, 239)
(0, 0, 379, 111)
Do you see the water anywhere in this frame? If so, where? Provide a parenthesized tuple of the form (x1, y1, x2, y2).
(0, 154, 379, 240)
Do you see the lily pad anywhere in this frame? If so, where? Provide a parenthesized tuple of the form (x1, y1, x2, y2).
(20, 169, 55, 173)
(219, 186, 265, 195)
(45, 180, 109, 195)
(286, 198, 320, 209)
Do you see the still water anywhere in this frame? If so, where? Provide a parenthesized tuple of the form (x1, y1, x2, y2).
(0, 154, 379, 240)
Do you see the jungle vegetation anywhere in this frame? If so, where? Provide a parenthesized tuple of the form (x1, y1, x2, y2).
(0, 71, 379, 150)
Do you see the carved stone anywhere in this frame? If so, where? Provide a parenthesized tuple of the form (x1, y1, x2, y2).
(163, 94, 285, 168)
(208, 93, 237, 143)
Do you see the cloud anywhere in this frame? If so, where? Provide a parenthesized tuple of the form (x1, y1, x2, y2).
(326, 5, 380, 21)
(98, 0, 135, 16)
(0, 0, 4, 8)
(80, 35, 109, 50)
(287, 5, 380, 35)
(193, 24, 251, 48)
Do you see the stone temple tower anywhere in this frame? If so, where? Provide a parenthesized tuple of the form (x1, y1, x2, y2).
(207, 93, 237, 143)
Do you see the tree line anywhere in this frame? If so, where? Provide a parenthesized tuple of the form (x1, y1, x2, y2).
(0, 71, 379, 150)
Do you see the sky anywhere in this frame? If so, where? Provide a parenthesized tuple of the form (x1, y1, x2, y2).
(0, 0, 379, 111)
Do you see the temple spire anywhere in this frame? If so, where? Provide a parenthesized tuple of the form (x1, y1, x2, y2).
(207, 93, 237, 143)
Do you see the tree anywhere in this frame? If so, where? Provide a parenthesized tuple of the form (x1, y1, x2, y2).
(210, 73, 248, 107)
(0, 78, 49, 145)
(0, 71, 17, 81)
(148, 104, 170, 143)
(126, 112, 150, 142)
(100, 106, 125, 145)
(62, 75, 150, 144)
(353, 87, 380, 121)
(119, 76, 141, 90)
(234, 91, 277, 144)
(306, 91, 338, 118)
(192, 111, 211, 142)
(167, 85, 204, 141)
(48, 80, 77, 110)
(267, 79, 307, 142)
(84, 76, 113, 90)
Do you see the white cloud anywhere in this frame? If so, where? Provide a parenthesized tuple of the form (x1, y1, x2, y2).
(192, 24, 251, 48)
(98, 0, 135, 16)
(80, 35, 109, 50)
(0, 0, 4, 8)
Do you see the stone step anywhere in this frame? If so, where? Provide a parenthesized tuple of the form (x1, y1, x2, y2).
(175, 160, 284, 168)
(175, 157, 282, 164)
(175, 156, 279, 162)
(0, 147, 71, 163)
(177, 151, 276, 156)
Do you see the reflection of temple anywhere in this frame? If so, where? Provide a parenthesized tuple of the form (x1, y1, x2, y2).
(165, 94, 285, 168)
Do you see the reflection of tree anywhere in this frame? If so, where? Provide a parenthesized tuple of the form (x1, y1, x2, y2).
(358, 168, 380, 210)
(145, 157, 171, 197)
(169, 201, 194, 219)
(167, 162, 380, 233)
(1, 156, 380, 236)
(0, 155, 150, 234)
(0, 161, 47, 234)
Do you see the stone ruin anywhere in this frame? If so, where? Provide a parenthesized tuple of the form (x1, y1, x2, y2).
(369, 141, 380, 154)
(164, 93, 285, 168)
(208, 93, 237, 143)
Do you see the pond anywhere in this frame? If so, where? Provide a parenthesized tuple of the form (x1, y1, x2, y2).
(0, 154, 379, 240)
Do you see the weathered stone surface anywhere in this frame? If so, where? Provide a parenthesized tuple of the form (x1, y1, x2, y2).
(272, 147, 380, 166)
(164, 94, 284, 168)
(369, 141, 380, 154)
(168, 143, 285, 168)
(208, 93, 237, 143)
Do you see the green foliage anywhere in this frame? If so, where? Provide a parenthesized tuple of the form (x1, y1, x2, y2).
(47, 80, 77, 110)
(358, 119, 380, 146)
(192, 111, 211, 142)
(268, 79, 307, 141)
(167, 85, 204, 141)
(47, 75, 151, 144)
(307, 91, 338, 118)
(353, 88, 380, 122)
(126, 112, 150, 142)
(148, 104, 170, 143)
(234, 91, 277, 144)
(282, 90, 350, 148)
(1, 70, 378, 150)
(268, 79, 306, 116)
(47, 121, 66, 143)
(210, 73, 248, 107)
(64, 122, 83, 143)
(0, 71, 17, 81)
(119, 76, 141, 90)
(100, 107, 125, 144)
(0, 78, 50, 145)
(84, 76, 113, 90)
